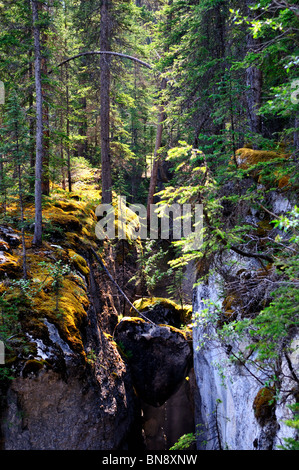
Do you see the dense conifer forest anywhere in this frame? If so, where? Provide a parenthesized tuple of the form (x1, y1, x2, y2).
(0, 0, 298, 452)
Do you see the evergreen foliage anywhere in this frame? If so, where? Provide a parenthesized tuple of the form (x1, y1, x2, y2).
(0, 0, 298, 450)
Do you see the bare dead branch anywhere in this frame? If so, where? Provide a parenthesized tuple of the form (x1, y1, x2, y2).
(49, 50, 153, 74)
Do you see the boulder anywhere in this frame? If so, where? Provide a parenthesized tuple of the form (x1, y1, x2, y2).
(132, 297, 192, 328)
(114, 317, 192, 407)
(0, 226, 21, 248)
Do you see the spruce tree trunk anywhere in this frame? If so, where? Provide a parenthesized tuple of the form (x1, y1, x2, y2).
(246, 63, 262, 135)
(246, 1, 262, 140)
(28, 50, 35, 196)
(32, 0, 43, 247)
(65, 63, 72, 192)
(146, 78, 166, 221)
(146, 108, 165, 220)
(294, 115, 299, 155)
(40, 1, 50, 196)
(100, 0, 112, 204)
(77, 96, 87, 159)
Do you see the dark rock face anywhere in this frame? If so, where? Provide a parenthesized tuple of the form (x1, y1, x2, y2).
(142, 369, 196, 450)
(141, 303, 182, 328)
(114, 318, 193, 407)
(2, 370, 123, 450)
(0, 269, 142, 451)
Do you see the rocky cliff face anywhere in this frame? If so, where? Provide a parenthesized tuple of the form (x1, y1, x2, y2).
(0, 196, 143, 450)
(0, 260, 141, 450)
(0, 196, 194, 450)
(193, 274, 298, 450)
(192, 187, 298, 450)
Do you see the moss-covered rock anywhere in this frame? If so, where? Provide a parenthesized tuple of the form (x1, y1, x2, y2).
(234, 148, 286, 170)
(28, 274, 89, 357)
(15, 246, 91, 359)
(114, 317, 193, 406)
(231, 148, 296, 192)
(132, 297, 192, 328)
(0, 251, 21, 279)
(253, 387, 276, 426)
(68, 249, 90, 277)
(0, 226, 21, 248)
(43, 206, 83, 234)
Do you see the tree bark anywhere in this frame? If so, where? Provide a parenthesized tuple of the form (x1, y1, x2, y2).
(77, 96, 87, 159)
(246, 64, 262, 136)
(32, 0, 43, 247)
(100, 0, 112, 204)
(146, 78, 166, 221)
(65, 63, 72, 192)
(294, 115, 299, 155)
(40, 1, 50, 196)
(246, 1, 263, 140)
(14, 107, 27, 279)
(28, 49, 36, 196)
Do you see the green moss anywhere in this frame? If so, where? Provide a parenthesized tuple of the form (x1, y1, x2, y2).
(256, 220, 273, 237)
(132, 297, 192, 324)
(119, 316, 146, 326)
(0, 193, 101, 362)
(68, 249, 90, 277)
(19, 249, 90, 358)
(31, 275, 89, 356)
(43, 206, 83, 233)
(52, 199, 85, 213)
(0, 251, 21, 279)
(158, 323, 192, 341)
(253, 387, 276, 425)
(103, 332, 119, 349)
(234, 148, 286, 170)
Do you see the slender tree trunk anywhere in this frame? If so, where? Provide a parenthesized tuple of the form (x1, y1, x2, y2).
(65, 62, 72, 192)
(59, 63, 66, 189)
(77, 96, 87, 159)
(14, 115, 27, 279)
(100, 0, 112, 204)
(59, 97, 66, 190)
(63, 5, 72, 191)
(60, 139, 66, 190)
(246, 1, 263, 140)
(32, 0, 43, 247)
(0, 113, 5, 214)
(38, 1, 50, 196)
(246, 64, 262, 136)
(28, 50, 35, 196)
(147, 78, 166, 221)
(294, 115, 299, 156)
(18, 163, 27, 279)
(66, 82, 71, 192)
